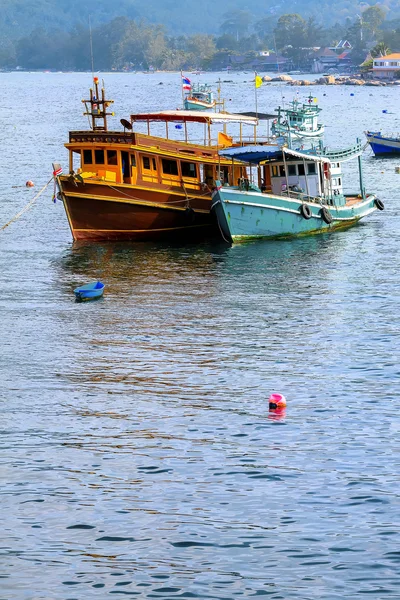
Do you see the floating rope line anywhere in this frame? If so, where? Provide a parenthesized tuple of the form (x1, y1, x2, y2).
(1, 178, 53, 231)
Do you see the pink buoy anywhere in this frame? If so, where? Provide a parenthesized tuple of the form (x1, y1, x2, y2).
(269, 393, 286, 410)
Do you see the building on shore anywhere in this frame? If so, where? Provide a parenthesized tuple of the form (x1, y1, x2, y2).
(373, 53, 400, 79)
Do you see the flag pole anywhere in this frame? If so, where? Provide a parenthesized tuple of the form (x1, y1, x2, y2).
(254, 71, 258, 119)
(181, 71, 184, 108)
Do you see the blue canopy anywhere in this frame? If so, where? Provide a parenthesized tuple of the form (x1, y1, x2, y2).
(219, 145, 329, 165)
(218, 145, 283, 164)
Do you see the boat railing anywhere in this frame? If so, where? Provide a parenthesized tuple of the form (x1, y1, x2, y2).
(312, 140, 363, 161)
(366, 132, 400, 140)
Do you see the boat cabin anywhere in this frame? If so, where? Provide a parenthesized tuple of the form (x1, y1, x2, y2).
(218, 143, 365, 208)
(65, 81, 260, 194)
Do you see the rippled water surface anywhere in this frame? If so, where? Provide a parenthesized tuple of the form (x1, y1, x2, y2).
(1, 72, 400, 599)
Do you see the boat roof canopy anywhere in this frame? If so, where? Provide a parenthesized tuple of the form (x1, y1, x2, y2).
(130, 110, 258, 125)
(218, 145, 330, 164)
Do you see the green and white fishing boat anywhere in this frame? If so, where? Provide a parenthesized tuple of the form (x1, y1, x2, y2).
(184, 83, 216, 111)
(211, 139, 384, 242)
(271, 95, 324, 140)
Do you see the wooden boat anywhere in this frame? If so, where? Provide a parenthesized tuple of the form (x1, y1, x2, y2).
(272, 95, 324, 141)
(211, 140, 383, 242)
(74, 281, 105, 301)
(365, 131, 400, 156)
(55, 77, 259, 242)
(184, 83, 216, 111)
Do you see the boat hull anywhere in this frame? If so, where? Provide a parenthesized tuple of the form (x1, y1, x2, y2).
(211, 188, 378, 242)
(366, 133, 400, 156)
(74, 281, 104, 301)
(58, 178, 217, 242)
(184, 99, 216, 111)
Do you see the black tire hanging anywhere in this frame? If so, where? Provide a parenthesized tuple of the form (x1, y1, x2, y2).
(184, 207, 195, 223)
(374, 198, 384, 211)
(299, 203, 312, 220)
(320, 206, 333, 224)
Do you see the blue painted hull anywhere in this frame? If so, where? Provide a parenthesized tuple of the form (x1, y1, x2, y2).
(211, 188, 378, 242)
(369, 141, 400, 156)
(74, 281, 105, 301)
(366, 133, 400, 156)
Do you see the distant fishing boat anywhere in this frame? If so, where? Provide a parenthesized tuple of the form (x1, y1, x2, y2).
(184, 83, 216, 111)
(272, 95, 324, 140)
(211, 140, 383, 242)
(365, 131, 400, 156)
(74, 281, 105, 301)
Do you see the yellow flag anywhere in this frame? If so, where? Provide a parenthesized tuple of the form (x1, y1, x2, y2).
(314, 97, 318, 103)
(255, 75, 263, 88)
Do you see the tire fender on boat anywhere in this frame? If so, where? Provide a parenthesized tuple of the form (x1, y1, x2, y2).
(184, 206, 195, 223)
(320, 206, 333, 224)
(299, 203, 312, 219)
(374, 198, 384, 211)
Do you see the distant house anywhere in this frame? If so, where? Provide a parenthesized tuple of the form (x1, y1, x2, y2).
(258, 53, 288, 71)
(373, 53, 400, 79)
(228, 52, 288, 71)
(332, 40, 352, 51)
(311, 47, 339, 73)
(337, 50, 353, 67)
(313, 47, 339, 66)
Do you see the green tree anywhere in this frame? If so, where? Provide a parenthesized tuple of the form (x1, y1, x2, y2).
(362, 5, 386, 36)
(370, 41, 390, 57)
(274, 14, 306, 50)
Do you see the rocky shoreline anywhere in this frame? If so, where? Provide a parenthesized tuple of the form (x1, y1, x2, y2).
(262, 74, 400, 86)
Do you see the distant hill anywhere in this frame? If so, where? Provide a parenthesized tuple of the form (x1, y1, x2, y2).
(1, 0, 400, 39)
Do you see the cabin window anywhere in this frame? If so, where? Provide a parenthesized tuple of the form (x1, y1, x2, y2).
(181, 161, 197, 178)
(307, 163, 316, 174)
(338, 178, 342, 186)
(288, 165, 297, 176)
(279, 165, 286, 177)
(107, 150, 118, 165)
(142, 156, 151, 170)
(162, 159, 178, 176)
(95, 149, 105, 164)
(272, 165, 279, 177)
(298, 163, 305, 176)
(152, 158, 157, 170)
(83, 149, 93, 164)
(332, 178, 337, 186)
(131, 154, 136, 167)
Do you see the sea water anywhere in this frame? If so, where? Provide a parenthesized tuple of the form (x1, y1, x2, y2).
(1, 72, 400, 599)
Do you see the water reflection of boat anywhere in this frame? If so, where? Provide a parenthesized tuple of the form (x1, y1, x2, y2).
(272, 95, 324, 140)
(55, 77, 259, 242)
(211, 140, 383, 242)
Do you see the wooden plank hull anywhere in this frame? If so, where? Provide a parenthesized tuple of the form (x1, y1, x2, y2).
(59, 179, 218, 241)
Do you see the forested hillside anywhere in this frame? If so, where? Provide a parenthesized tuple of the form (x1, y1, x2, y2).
(1, 0, 399, 70)
(1, 0, 400, 39)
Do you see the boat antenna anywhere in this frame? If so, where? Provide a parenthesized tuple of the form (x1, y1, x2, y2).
(89, 15, 95, 79)
(273, 35, 285, 109)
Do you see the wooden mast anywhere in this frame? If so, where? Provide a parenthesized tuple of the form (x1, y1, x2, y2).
(82, 77, 114, 132)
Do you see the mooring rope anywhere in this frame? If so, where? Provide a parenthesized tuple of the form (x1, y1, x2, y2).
(1, 178, 53, 231)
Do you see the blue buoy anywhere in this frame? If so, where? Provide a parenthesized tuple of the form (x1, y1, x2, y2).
(175, 124, 183, 129)
(382, 110, 388, 113)
(350, 93, 354, 96)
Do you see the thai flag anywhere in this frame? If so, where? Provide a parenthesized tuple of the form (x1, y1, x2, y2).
(182, 75, 191, 90)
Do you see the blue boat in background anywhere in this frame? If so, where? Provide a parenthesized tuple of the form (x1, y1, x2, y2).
(365, 131, 400, 156)
(211, 140, 383, 243)
(74, 281, 105, 302)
